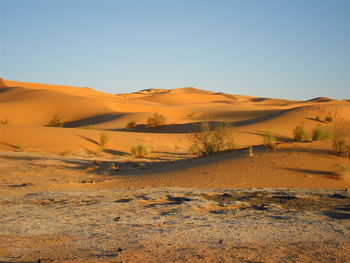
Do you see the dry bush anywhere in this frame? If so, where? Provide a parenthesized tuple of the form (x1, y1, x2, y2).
(15, 140, 24, 152)
(131, 144, 150, 158)
(333, 120, 350, 158)
(325, 116, 333, 122)
(147, 112, 166, 128)
(0, 119, 8, 124)
(263, 132, 277, 150)
(46, 114, 64, 127)
(247, 145, 254, 157)
(125, 121, 137, 130)
(333, 163, 350, 180)
(187, 122, 235, 156)
(293, 125, 309, 142)
(99, 132, 109, 150)
(312, 125, 334, 141)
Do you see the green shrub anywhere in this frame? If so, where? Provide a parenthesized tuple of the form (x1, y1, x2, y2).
(46, 114, 64, 127)
(312, 125, 334, 141)
(125, 121, 137, 130)
(99, 132, 109, 149)
(147, 112, 166, 128)
(293, 125, 309, 142)
(131, 144, 151, 158)
(187, 122, 235, 156)
(263, 132, 277, 149)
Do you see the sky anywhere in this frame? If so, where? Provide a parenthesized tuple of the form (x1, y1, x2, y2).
(0, 0, 349, 100)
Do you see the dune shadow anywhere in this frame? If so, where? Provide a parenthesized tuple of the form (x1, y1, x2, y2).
(76, 135, 99, 145)
(278, 167, 333, 178)
(64, 113, 124, 128)
(242, 131, 293, 143)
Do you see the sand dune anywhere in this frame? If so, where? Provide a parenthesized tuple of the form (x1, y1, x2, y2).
(1, 77, 350, 152)
(1, 78, 350, 262)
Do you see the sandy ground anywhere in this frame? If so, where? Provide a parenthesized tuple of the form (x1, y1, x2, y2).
(0, 78, 350, 262)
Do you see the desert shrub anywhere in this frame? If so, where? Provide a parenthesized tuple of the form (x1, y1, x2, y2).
(312, 125, 334, 141)
(315, 116, 321, 122)
(15, 140, 24, 152)
(125, 121, 137, 130)
(188, 144, 201, 156)
(0, 119, 8, 124)
(333, 163, 350, 180)
(99, 132, 109, 149)
(46, 114, 64, 127)
(325, 116, 333, 122)
(247, 145, 254, 157)
(333, 121, 350, 158)
(187, 122, 235, 156)
(147, 112, 166, 128)
(131, 144, 151, 158)
(263, 132, 277, 150)
(293, 125, 309, 142)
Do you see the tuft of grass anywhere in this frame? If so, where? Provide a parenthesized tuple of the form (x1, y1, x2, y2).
(125, 121, 137, 130)
(333, 121, 350, 158)
(263, 132, 277, 150)
(247, 145, 254, 157)
(46, 114, 64, 127)
(312, 125, 334, 141)
(325, 116, 333, 122)
(0, 118, 9, 124)
(293, 125, 309, 142)
(147, 112, 166, 129)
(333, 163, 350, 180)
(60, 150, 72, 156)
(131, 144, 151, 158)
(99, 132, 109, 150)
(15, 140, 24, 152)
(187, 122, 235, 156)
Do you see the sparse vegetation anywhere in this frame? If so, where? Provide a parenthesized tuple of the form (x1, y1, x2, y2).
(312, 125, 334, 141)
(0, 118, 9, 124)
(315, 116, 321, 122)
(99, 132, 109, 150)
(15, 140, 24, 152)
(125, 121, 137, 130)
(46, 114, 64, 127)
(131, 144, 151, 158)
(293, 125, 309, 142)
(147, 112, 166, 128)
(333, 121, 350, 158)
(263, 132, 277, 150)
(325, 116, 333, 122)
(333, 163, 350, 180)
(60, 150, 72, 156)
(247, 145, 254, 157)
(187, 122, 235, 156)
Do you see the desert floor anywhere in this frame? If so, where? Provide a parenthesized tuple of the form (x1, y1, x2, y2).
(0, 78, 349, 262)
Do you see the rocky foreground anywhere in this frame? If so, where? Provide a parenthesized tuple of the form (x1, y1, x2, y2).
(0, 188, 349, 263)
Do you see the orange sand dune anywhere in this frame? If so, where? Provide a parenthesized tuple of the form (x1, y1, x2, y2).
(1, 77, 350, 160)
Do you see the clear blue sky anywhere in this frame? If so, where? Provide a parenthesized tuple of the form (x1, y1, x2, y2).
(1, 0, 349, 99)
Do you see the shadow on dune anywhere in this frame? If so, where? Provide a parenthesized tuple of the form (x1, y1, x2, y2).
(242, 131, 293, 143)
(278, 167, 333, 178)
(64, 113, 124, 128)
